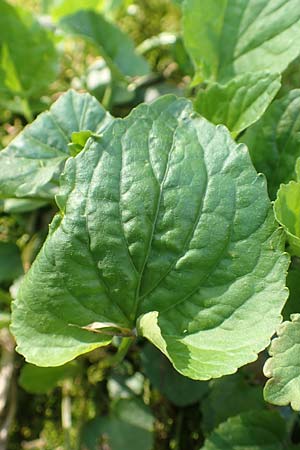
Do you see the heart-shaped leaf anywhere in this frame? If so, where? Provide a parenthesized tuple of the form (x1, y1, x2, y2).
(11, 95, 288, 380)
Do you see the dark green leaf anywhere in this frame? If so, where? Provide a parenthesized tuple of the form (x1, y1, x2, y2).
(283, 264, 300, 320)
(141, 343, 208, 406)
(201, 411, 287, 450)
(200, 372, 265, 433)
(81, 398, 154, 450)
(0, 242, 23, 283)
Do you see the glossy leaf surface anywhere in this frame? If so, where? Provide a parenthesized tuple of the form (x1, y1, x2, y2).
(11, 96, 288, 380)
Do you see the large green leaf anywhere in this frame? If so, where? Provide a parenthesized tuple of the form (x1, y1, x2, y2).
(11, 95, 288, 380)
(200, 411, 287, 450)
(0, 90, 112, 200)
(183, 0, 300, 83)
(0, 0, 58, 118)
(264, 314, 300, 410)
(194, 72, 281, 137)
(200, 372, 265, 434)
(242, 90, 300, 199)
(60, 10, 150, 79)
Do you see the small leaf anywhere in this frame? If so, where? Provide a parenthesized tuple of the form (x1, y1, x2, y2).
(264, 314, 300, 410)
(242, 89, 300, 199)
(0, 90, 112, 200)
(183, 0, 300, 82)
(201, 411, 287, 450)
(141, 343, 208, 406)
(194, 72, 281, 136)
(274, 180, 300, 257)
(60, 10, 150, 80)
(19, 362, 78, 394)
(11, 95, 289, 379)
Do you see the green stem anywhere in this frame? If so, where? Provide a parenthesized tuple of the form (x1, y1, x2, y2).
(109, 337, 134, 367)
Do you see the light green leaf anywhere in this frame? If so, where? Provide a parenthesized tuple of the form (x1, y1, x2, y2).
(0, 90, 112, 200)
(19, 362, 78, 394)
(0, 242, 23, 283)
(201, 411, 287, 450)
(242, 90, 300, 199)
(264, 314, 300, 410)
(51, 0, 103, 21)
(141, 343, 208, 406)
(274, 180, 300, 257)
(0, 1, 58, 118)
(201, 372, 265, 434)
(194, 72, 281, 136)
(81, 398, 154, 450)
(60, 10, 150, 79)
(11, 95, 288, 379)
(183, 0, 300, 83)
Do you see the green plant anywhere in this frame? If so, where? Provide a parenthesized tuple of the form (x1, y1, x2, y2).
(2, 0, 300, 449)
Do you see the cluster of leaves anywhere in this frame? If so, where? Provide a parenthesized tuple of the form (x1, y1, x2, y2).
(1, 0, 300, 449)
